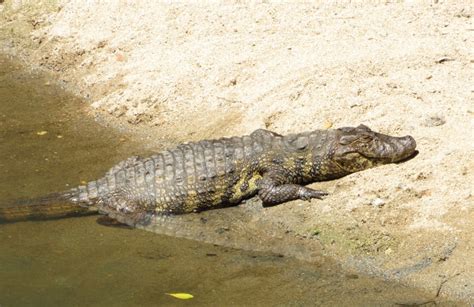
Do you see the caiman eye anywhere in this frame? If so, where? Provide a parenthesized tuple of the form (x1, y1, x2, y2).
(359, 134, 373, 142)
(339, 135, 358, 145)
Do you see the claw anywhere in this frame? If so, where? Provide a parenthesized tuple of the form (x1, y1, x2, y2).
(299, 188, 329, 201)
(312, 192, 328, 200)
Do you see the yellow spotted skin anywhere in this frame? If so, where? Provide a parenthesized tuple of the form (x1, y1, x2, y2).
(230, 170, 262, 204)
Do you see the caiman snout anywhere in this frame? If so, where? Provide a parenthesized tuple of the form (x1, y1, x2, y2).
(382, 134, 417, 162)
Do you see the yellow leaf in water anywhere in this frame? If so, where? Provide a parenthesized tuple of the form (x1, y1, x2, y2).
(36, 131, 48, 136)
(166, 293, 194, 300)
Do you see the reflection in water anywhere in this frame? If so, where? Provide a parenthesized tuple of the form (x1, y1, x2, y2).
(0, 56, 439, 306)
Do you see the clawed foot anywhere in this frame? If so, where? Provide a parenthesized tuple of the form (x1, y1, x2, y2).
(299, 188, 329, 201)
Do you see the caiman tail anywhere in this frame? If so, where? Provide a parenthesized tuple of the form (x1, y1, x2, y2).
(0, 192, 98, 223)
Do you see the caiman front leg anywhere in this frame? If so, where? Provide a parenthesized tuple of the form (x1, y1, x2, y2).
(257, 169, 328, 207)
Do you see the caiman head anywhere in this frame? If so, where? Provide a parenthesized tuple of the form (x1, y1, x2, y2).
(332, 124, 417, 173)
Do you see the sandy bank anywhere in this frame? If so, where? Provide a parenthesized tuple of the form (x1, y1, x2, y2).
(1, 0, 473, 302)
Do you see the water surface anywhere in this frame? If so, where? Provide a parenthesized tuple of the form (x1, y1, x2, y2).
(0, 56, 445, 306)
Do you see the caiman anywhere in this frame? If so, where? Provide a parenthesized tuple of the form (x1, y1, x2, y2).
(0, 125, 416, 228)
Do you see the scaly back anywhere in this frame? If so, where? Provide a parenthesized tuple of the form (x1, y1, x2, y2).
(68, 129, 285, 216)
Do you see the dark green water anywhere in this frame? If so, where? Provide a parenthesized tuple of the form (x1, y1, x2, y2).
(0, 56, 448, 306)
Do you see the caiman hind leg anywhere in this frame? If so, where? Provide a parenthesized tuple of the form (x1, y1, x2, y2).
(257, 169, 328, 207)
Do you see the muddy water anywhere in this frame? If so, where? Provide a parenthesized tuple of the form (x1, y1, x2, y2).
(0, 56, 445, 306)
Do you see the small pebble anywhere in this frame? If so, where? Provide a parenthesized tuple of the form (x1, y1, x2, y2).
(371, 198, 385, 207)
(422, 115, 446, 127)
